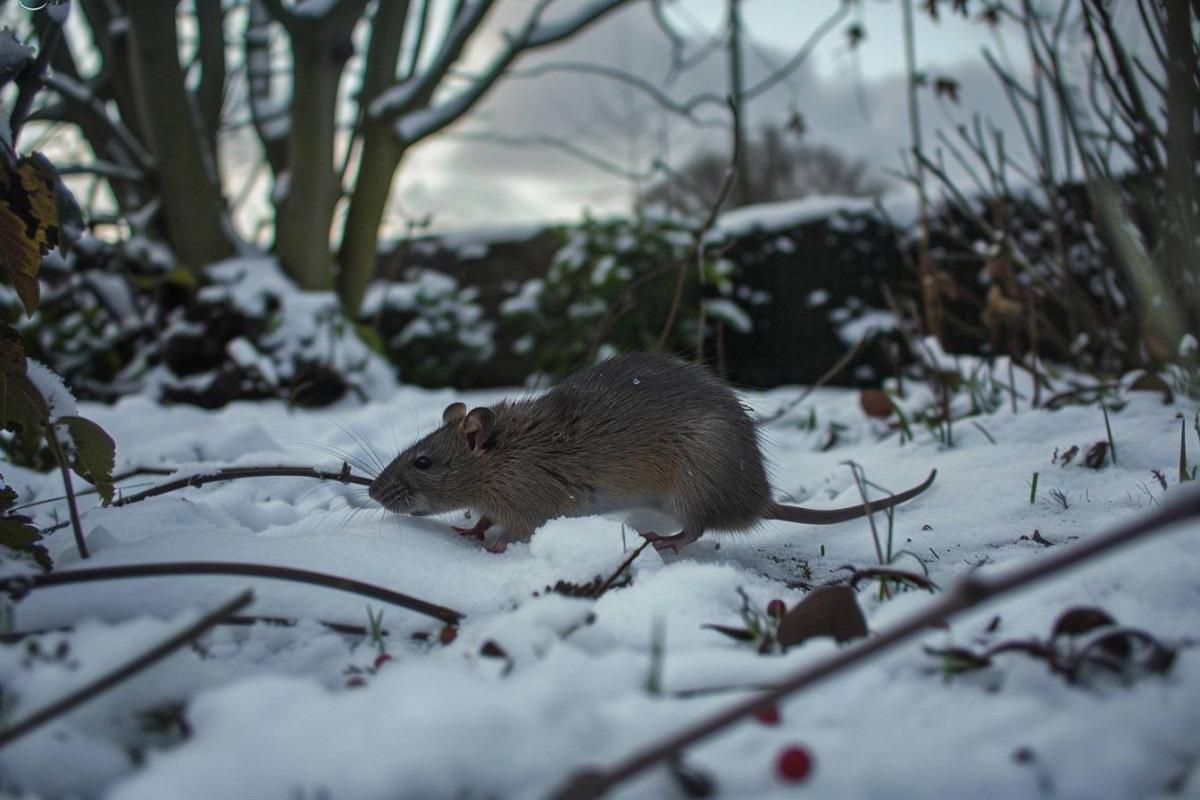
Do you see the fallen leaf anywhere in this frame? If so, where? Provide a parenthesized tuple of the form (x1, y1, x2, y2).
(1085, 441, 1108, 469)
(1051, 607, 1116, 639)
(1128, 371, 1172, 403)
(777, 586, 868, 649)
(859, 389, 893, 419)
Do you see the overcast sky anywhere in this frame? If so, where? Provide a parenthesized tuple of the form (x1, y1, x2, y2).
(385, 0, 1037, 234)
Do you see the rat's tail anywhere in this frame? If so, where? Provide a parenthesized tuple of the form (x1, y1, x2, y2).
(766, 469, 937, 525)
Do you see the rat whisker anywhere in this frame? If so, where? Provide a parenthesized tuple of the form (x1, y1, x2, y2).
(334, 420, 388, 475)
(302, 442, 379, 480)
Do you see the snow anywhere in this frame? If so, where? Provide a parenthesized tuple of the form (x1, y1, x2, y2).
(836, 308, 897, 345)
(2, 347, 1199, 798)
(187, 256, 395, 399)
(290, 0, 337, 16)
(499, 278, 544, 316)
(1181, 334, 1197, 358)
(703, 298, 752, 334)
(26, 358, 78, 418)
(713, 195, 876, 239)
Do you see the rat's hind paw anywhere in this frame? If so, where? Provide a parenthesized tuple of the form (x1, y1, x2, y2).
(641, 529, 702, 554)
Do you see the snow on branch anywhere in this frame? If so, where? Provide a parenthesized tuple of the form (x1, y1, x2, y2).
(366, 0, 494, 121)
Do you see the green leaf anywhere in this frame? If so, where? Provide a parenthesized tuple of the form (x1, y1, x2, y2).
(354, 323, 386, 356)
(58, 415, 116, 503)
(0, 517, 52, 571)
(0, 323, 26, 376)
(0, 369, 50, 449)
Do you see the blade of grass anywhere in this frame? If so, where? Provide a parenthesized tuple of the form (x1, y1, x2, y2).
(1102, 404, 1118, 465)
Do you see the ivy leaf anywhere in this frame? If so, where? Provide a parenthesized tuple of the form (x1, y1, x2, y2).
(58, 415, 116, 503)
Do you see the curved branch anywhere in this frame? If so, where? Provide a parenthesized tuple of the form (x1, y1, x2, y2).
(0, 561, 464, 624)
(389, 0, 633, 142)
(448, 129, 664, 181)
(740, 2, 849, 102)
(111, 464, 373, 508)
(40, 73, 155, 172)
(498, 61, 727, 120)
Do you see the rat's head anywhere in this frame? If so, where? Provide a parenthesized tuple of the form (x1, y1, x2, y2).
(368, 402, 495, 516)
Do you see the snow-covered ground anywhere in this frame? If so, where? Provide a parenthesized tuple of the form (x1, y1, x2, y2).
(2, 360, 1198, 799)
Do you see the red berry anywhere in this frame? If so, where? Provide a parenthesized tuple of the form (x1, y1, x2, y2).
(766, 599, 787, 619)
(374, 653, 393, 669)
(345, 676, 366, 689)
(776, 745, 813, 782)
(754, 705, 781, 725)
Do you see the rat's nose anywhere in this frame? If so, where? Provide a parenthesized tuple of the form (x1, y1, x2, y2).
(368, 480, 384, 503)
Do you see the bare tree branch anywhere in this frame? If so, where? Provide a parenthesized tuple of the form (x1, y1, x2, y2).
(449, 129, 663, 181)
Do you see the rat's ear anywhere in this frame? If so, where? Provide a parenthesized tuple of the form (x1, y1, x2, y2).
(462, 407, 495, 453)
(443, 402, 467, 424)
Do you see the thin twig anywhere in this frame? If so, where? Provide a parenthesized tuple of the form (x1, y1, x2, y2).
(42, 422, 88, 560)
(0, 614, 383, 644)
(548, 486, 1200, 800)
(0, 561, 464, 625)
(112, 464, 373, 507)
(13, 466, 175, 513)
(755, 332, 875, 425)
(843, 461, 883, 565)
(837, 565, 938, 592)
(656, 97, 741, 350)
(594, 540, 652, 599)
(0, 589, 253, 750)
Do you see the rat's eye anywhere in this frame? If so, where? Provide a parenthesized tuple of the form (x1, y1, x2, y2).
(413, 455, 433, 470)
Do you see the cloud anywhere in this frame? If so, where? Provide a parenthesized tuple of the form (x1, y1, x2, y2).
(391, 2, 1036, 232)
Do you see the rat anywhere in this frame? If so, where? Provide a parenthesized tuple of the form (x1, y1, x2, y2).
(368, 351, 936, 553)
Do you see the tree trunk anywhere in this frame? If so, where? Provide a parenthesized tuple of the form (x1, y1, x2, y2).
(273, 20, 351, 291)
(1164, 0, 1198, 328)
(336, 123, 403, 314)
(194, 0, 226, 161)
(727, 0, 751, 207)
(125, 0, 233, 267)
